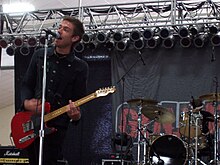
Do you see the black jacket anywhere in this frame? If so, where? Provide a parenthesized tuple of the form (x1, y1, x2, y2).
(20, 45, 89, 128)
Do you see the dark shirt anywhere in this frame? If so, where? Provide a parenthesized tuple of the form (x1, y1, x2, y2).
(21, 45, 89, 129)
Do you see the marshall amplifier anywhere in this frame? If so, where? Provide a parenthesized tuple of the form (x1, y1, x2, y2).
(0, 146, 29, 164)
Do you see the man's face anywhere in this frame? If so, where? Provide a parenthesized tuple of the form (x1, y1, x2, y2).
(55, 20, 79, 48)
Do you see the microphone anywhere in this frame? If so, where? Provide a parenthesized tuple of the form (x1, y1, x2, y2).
(138, 51, 146, 65)
(42, 29, 61, 39)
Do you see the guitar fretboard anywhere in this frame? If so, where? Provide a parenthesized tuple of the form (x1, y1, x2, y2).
(44, 92, 97, 122)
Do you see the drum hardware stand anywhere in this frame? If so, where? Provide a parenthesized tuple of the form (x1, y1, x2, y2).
(194, 114, 207, 165)
(210, 76, 220, 165)
(186, 108, 193, 165)
(137, 104, 142, 165)
(137, 104, 149, 164)
(143, 121, 154, 165)
(137, 120, 162, 165)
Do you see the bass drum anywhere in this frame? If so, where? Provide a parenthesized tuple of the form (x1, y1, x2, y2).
(149, 135, 187, 165)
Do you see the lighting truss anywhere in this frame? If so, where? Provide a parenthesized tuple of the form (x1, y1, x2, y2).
(0, 0, 220, 36)
(1, 0, 220, 54)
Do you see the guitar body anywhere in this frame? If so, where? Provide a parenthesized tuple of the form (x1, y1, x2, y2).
(11, 111, 36, 149)
(11, 111, 55, 149)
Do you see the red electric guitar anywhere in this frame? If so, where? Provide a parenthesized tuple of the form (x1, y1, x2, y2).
(11, 86, 116, 149)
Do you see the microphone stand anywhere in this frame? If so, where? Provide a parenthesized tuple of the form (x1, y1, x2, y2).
(38, 34, 49, 165)
(210, 77, 220, 165)
(187, 108, 192, 165)
(116, 54, 145, 164)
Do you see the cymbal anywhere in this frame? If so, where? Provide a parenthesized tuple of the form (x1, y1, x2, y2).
(142, 105, 175, 124)
(127, 98, 158, 107)
(199, 93, 220, 101)
(200, 110, 214, 122)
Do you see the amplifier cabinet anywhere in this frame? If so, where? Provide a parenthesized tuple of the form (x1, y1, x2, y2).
(0, 146, 29, 164)
(102, 159, 131, 165)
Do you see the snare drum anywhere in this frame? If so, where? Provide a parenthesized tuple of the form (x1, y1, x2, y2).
(149, 135, 187, 165)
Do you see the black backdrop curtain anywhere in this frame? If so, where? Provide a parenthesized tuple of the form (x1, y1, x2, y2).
(112, 44, 220, 119)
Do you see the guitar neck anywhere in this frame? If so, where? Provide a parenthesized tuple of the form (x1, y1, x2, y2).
(44, 92, 97, 122)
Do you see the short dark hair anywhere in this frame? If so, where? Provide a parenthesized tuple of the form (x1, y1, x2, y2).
(63, 16, 85, 41)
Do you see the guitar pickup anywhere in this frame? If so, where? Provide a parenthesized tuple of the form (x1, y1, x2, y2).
(19, 133, 35, 144)
(22, 120, 34, 133)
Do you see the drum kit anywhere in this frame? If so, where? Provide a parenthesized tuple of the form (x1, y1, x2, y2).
(125, 93, 220, 165)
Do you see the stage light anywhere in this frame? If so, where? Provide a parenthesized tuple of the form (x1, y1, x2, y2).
(113, 31, 124, 42)
(0, 38, 9, 48)
(211, 33, 220, 46)
(74, 42, 85, 53)
(82, 32, 95, 43)
(133, 38, 145, 50)
(116, 39, 129, 51)
(180, 37, 192, 48)
(96, 31, 110, 43)
(27, 36, 37, 47)
(13, 37, 23, 47)
(104, 40, 114, 51)
(159, 27, 170, 39)
(20, 45, 30, 56)
(209, 24, 219, 34)
(178, 26, 189, 38)
(6, 45, 15, 56)
(193, 34, 208, 48)
(130, 30, 141, 41)
(146, 36, 161, 49)
(87, 42, 97, 51)
(189, 25, 204, 36)
(143, 28, 154, 40)
(162, 36, 175, 49)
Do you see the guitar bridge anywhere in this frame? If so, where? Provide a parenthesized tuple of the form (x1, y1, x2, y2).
(22, 120, 34, 133)
(19, 133, 35, 144)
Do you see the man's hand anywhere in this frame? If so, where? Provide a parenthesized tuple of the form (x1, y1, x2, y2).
(67, 100, 81, 121)
(24, 98, 42, 113)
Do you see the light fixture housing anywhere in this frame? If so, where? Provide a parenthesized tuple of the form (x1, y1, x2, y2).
(113, 31, 124, 42)
(130, 30, 141, 42)
(116, 39, 129, 51)
(143, 28, 154, 40)
(13, 37, 24, 47)
(6, 45, 15, 56)
(159, 27, 170, 39)
(180, 37, 192, 48)
(178, 26, 189, 38)
(162, 36, 175, 49)
(211, 32, 220, 47)
(20, 45, 30, 56)
(74, 42, 85, 53)
(134, 38, 145, 50)
(146, 36, 161, 49)
(0, 38, 9, 48)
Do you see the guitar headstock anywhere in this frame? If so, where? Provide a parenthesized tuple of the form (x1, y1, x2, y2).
(95, 86, 116, 97)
